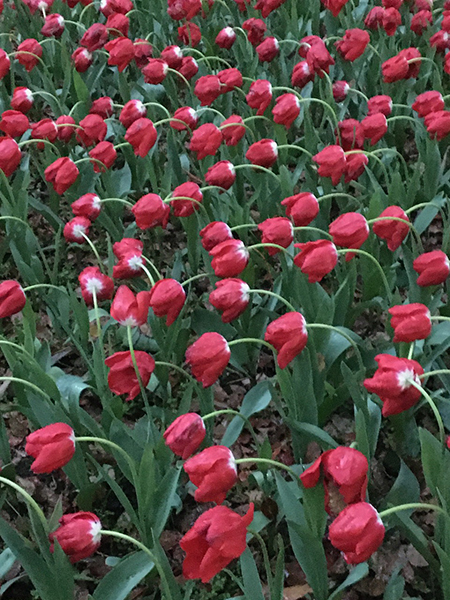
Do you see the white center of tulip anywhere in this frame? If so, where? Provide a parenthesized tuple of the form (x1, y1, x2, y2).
(397, 368, 419, 390)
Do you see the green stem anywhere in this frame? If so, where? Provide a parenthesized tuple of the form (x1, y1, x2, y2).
(367, 216, 421, 247)
(293, 226, 332, 239)
(203, 409, 260, 450)
(100, 197, 134, 207)
(405, 202, 444, 215)
(197, 106, 226, 120)
(408, 343, 415, 360)
(18, 139, 60, 154)
(92, 288, 102, 342)
(23, 283, 67, 294)
(0, 377, 53, 401)
(337, 248, 393, 303)
(230, 223, 256, 232)
(235, 457, 298, 480)
(307, 323, 364, 371)
(181, 273, 212, 287)
(247, 242, 293, 259)
(142, 255, 162, 281)
(154, 361, 196, 383)
(249, 289, 296, 313)
(242, 115, 273, 126)
(142, 102, 171, 118)
(79, 232, 104, 271)
(228, 337, 277, 353)
(408, 380, 445, 445)
(379, 503, 446, 519)
(348, 88, 369, 103)
(234, 163, 280, 182)
(319, 192, 355, 202)
(0, 339, 34, 360)
(69, 101, 84, 117)
(140, 263, 155, 287)
(100, 529, 155, 562)
(421, 369, 450, 379)
(167, 67, 190, 87)
(277, 144, 313, 159)
(75, 437, 138, 481)
(0, 477, 47, 531)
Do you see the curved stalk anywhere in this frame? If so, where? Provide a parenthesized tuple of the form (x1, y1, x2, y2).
(0, 477, 47, 530)
(408, 380, 445, 446)
(249, 289, 296, 313)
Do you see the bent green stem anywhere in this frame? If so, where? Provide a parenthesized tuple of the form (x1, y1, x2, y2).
(405, 202, 444, 215)
(277, 144, 313, 159)
(379, 502, 446, 519)
(249, 289, 296, 313)
(235, 457, 299, 481)
(203, 409, 260, 450)
(140, 263, 155, 287)
(142, 256, 162, 281)
(247, 242, 293, 259)
(92, 288, 102, 342)
(337, 248, 393, 303)
(0, 377, 53, 402)
(228, 337, 277, 353)
(18, 139, 60, 154)
(100, 529, 155, 562)
(307, 323, 364, 371)
(421, 369, 450, 379)
(319, 192, 356, 202)
(348, 88, 369, 103)
(75, 436, 138, 482)
(408, 380, 445, 445)
(181, 273, 212, 287)
(79, 233, 104, 271)
(23, 283, 68, 294)
(234, 163, 280, 182)
(167, 67, 190, 87)
(100, 197, 134, 207)
(154, 361, 196, 384)
(0, 476, 47, 531)
(293, 226, 333, 239)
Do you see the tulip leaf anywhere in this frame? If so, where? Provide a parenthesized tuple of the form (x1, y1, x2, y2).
(384, 460, 420, 514)
(72, 68, 90, 104)
(382, 566, 405, 600)
(240, 548, 265, 600)
(328, 563, 369, 600)
(92, 551, 154, 600)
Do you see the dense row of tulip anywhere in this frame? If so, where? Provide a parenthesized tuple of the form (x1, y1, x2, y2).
(1, 0, 450, 597)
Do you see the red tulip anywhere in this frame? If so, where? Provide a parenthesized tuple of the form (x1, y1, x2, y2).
(367, 95, 392, 116)
(218, 68, 243, 92)
(205, 161, 236, 190)
(265, 312, 308, 369)
(388, 303, 431, 343)
(113, 238, 143, 259)
(56, 116, 76, 142)
(0, 280, 26, 318)
(410, 10, 432, 35)
(246, 139, 278, 167)
(291, 61, 315, 88)
(413, 250, 450, 286)
(424, 110, 450, 141)
(142, 59, 168, 84)
(190, 123, 222, 160)
(294, 239, 338, 282)
(194, 75, 222, 106)
(200, 221, 233, 251)
(76, 114, 107, 147)
(246, 80, 273, 116)
(17, 39, 42, 72)
(80, 23, 108, 51)
(148, 279, 186, 326)
(179, 56, 198, 80)
(105, 350, 155, 400)
(382, 7, 402, 36)
(119, 99, 146, 128)
(215, 27, 236, 49)
(335, 29, 369, 61)
(256, 37, 279, 62)
(133, 38, 152, 68)
(372, 206, 409, 251)
(45, 157, 79, 195)
(105, 37, 135, 72)
(106, 13, 129, 37)
(258, 217, 293, 255)
(272, 93, 300, 129)
(0, 110, 29, 137)
(185, 332, 231, 387)
(89, 142, 117, 172)
(71, 193, 102, 220)
(361, 113, 387, 145)
(365, 6, 384, 29)
(11, 87, 33, 113)
(171, 182, 203, 217)
(132, 193, 170, 229)
(281, 192, 319, 227)
(41, 14, 65, 37)
(382, 55, 409, 83)
(49, 512, 102, 563)
(332, 80, 350, 102)
(110, 285, 150, 327)
(242, 17, 266, 45)
(63, 217, 91, 243)
(336, 119, 364, 151)
(72, 47, 93, 72)
(209, 278, 250, 323)
(324, 0, 349, 17)
(344, 153, 368, 183)
(220, 115, 246, 146)
(329, 503, 385, 564)
(178, 22, 201, 47)
(300, 446, 368, 513)
(90, 97, 114, 119)
(164, 413, 206, 459)
(100, 0, 132, 16)
(210, 239, 249, 277)
(254, 0, 286, 17)
(329, 212, 369, 260)
(0, 49, 10, 80)
(0, 137, 21, 176)
(25, 423, 75, 473)
(430, 30, 450, 52)
(113, 250, 145, 279)
(79, 266, 114, 305)
(184, 446, 237, 503)
(313, 145, 346, 185)
(412, 91, 444, 118)
(364, 354, 424, 416)
(125, 118, 157, 157)
(170, 106, 198, 131)
(306, 42, 334, 77)
(180, 503, 254, 583)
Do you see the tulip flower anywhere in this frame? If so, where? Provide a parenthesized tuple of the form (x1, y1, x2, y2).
(194, 75, 222, 106)
(205, 161, 236, 190)
(184, 446, 237, 503)
(335, 29, 369, 61)
(89, 142, 117, 172)
(256, 37, 280, 62)
(189, 123, 223, 159)
(72, 47, 93, 72)
(300, 446, 368, 513)
(0, 137, 22, 177)
(179, 56, 198, 80)
(332, 80, 350, 102)
(41, 14, 65, 37)
(413, 250, 450, 286)
(209, 278, 250, 323)
(246, 139, 278, 167)
(25, 423, 75, 473)
(185, 332, 231, 387)
(364, 354, 424, 416)
(361, 113, 387, 145)
(313, 145, 347, 185)
(124, 118, 157, 157)
(329, 212, 369, 260)
(77, 114, 107, 147)
(412, 91, 444, 118)
(161, 45, 183, 69)
(367, 95, 392, 116)
(148, 279, 186, 326)
(323, 0, 349, 16)
(56, 116, 76, 142)
(306, 42, 335, 77)
(215, 27, 236, 49)
(0, 49, 10, 80)
(50, 512, 102, 563)
(90, 97, 114, 119)
(106, 13, 129, 37)
(17, 39, 42, 72)
(105, 350, 155, 400)
(424, 110, 450, 141)
(142, 59, 168, 84)
(200, 221, 233, 251)
(78, 266, 114, 305)
(242, 17, 267, 45)
(170, 106, 198, 131)
(336, 119, 364, 151)
(71, 194, 102, 220)
(164, 413, 206, 459)
(180, 503, 254, 583)
(132, 193, 170, 229)
(372, 206, 409, 251)
(291, 61, 315, 88)
(45, 157, 79, 195)
(178, 22, 201, 46)
(272, 94, 300, 129)
(134, 38, 152, 68)
(218, 68, 243, 92)
(119, 99, 146, 128)
(328, 503, 385, 564)
(410, 10, 432, 35)
(105, 37, 135, 72)
(388, 303, 432, 343)
(210, 239, 249, 277)
(80, 23, 108, 51)
(110, 285, 150, 327)
(11, 87, 33, 113)
(265, 312, 308, 369)
(258, 217, 293, 255)
(382, 7, 402, 36)
(0, 280, 26, 318)
(63, 217, 91, 243)
(294, 240, 338, 283)
(281, 192, 319, 227)
(220, 115, 246, 146)
(114, 238, 143, 259)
